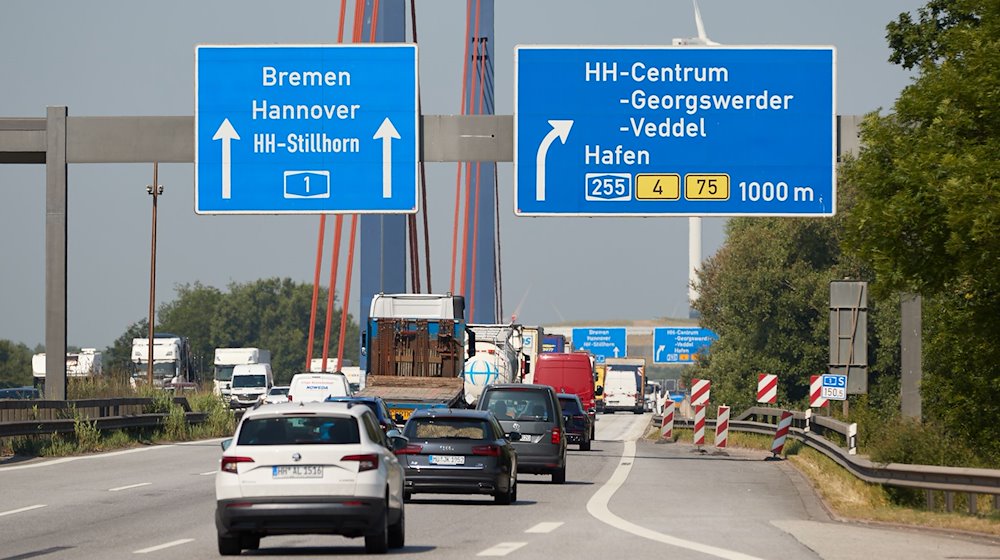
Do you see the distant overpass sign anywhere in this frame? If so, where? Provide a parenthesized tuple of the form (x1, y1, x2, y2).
(514, 46, 835, 216)
(572, 327, 627, 363)
(195, 44, 418, 214)
(653, 327, 718, 364)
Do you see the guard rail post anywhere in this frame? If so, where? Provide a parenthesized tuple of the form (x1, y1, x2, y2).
(847, 422, 857, 455)
(804, 408, 812, 433)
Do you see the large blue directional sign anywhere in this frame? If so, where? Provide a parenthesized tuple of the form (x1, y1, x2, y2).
(514, 46, 835, 216)
(572, 327, 627, 363)
(195, 45, 418, 214)
(653, 327, 718, 364)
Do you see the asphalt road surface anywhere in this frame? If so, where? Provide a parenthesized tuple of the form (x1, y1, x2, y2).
(2, 413, 998, 559)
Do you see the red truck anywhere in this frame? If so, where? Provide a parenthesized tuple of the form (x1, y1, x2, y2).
(532, 352, 597, 444)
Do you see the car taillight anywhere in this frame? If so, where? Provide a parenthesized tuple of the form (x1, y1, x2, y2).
(393, 444, 423, 455)
(342, 453, 379, 471)
(472, 444, 500, 456)
(551, 427, 562, 444)
(220, 456, 254, 474)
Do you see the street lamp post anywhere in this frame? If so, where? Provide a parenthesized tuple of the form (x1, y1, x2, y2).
(146, 162, 163, 386)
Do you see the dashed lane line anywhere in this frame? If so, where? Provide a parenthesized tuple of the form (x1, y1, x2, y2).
(109, 482, 152, 492)
(524, 522, 564, 534)
(133, 538, 194, 554)
(0, 504, 46, 517)
(477, 542, 528, 556)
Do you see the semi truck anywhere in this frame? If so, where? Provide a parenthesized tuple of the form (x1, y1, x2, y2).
(213, 347, 271, 397)
(131, 334, 196, 389)
(602, 357, 647, 414)
(541, 333, 567, 353)
(516, 325, 544, 383)
(356, 293, 475, 423)
(463, 323, 522, 406)
(31, 349, 104, 395)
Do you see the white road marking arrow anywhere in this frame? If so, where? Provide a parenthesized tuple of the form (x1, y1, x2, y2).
(212, 119, 240, 199)
(373, 117, 400, 198)
(535, 120, 573, 201)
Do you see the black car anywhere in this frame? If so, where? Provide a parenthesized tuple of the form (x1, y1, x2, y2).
(558, 393, 593, 451)
(396, 409, 518, 504)
(477, 383, 567, 483)
(325, 396, 396, 433)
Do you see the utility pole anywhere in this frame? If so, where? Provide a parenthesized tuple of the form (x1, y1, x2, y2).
(146, 162, 163, 386)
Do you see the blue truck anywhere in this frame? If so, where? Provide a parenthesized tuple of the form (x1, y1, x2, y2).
(357, 293, 475, 423)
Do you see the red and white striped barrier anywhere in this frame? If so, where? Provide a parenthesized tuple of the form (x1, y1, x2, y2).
(809, 375, 829, 408)
(659, 401, 675, 440)
(691, 378, 711, 406)
(757, 373, 777, 404)
(770, 410, 794, 455)
(693, 404, 706, 445)
(714, 405, 730, 448)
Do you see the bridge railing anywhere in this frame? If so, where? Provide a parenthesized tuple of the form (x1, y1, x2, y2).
(660, 405, 1000, 514)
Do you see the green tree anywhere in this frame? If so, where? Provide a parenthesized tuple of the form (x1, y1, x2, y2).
(842, 0, 1000, 459)
(157, 282, 223, 377)
(104, 319, 148, 378)
(0, 340, 33, 388)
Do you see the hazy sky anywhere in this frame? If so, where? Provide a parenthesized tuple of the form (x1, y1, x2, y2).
(0, 0, 925, 350)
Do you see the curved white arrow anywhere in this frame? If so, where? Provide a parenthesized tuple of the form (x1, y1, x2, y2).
(656, 344, 665, 362)
(212, 119, 240, 199)
(373, 117, 401, 199)
(535, 120, 573, 201)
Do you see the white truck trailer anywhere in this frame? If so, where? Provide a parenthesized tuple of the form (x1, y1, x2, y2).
(213, 347, 271, 397)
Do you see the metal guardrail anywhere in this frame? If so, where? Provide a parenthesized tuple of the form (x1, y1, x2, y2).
(660, 405, 1000, 514)
(0, 397, 205, 438)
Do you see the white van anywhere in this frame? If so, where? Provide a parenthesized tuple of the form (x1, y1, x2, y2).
(603, 367, 643, 414)
(229, 363, 273, 409)
(287, 372, 352, 403)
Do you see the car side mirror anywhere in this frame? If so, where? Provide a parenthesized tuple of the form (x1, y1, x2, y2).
(595, 386, 604, 396)
(389, 435, 409, 452)
(507, 431, 521, 441)
(386, 428, 403, 439)
(221, 438, 233, 451)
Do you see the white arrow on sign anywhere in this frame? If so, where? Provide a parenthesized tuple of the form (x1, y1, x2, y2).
(613, 346, 620, 358)
(373, 117, 401, 199)
(535, 120, 573, 201)
(656, 344, 665, 362)
(213, 119, 240, 199)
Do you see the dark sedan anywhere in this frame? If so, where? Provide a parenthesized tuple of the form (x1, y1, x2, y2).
(396, 409, 518, 504)
(558, 393, 593, 451)
(324, 395, 396, 433)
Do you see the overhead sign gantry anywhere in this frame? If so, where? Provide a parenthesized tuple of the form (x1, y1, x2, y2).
(195, 44, 419, 214)
(514, 45, 836, 216)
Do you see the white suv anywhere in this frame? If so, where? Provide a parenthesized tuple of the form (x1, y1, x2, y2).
(215, 401, 407, 555)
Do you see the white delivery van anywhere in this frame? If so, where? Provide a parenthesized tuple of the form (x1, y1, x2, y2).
(603, 364, 644, 414)
(287, 372, 352, 403)
(228, 363, 273, 409)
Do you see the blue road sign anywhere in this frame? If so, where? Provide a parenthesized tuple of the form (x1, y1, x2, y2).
(514, 46, 835, 216)
(195, 45, 418, 214)
(821, 374, 848, 400)
(653, 327, 718, 364)
(572, 327, 627, 363)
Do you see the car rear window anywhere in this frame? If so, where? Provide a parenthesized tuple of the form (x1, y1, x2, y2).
(269, 387, 289, 396)
(559, 398, 583, 415)
(237, 415, 360, 445)
(481, 390, 553, 422)
(405, 418, 491, 440)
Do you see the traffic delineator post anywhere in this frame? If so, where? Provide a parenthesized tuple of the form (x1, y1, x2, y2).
(693, 404, 706, 446)
(809, 375, 829, 408)
(757, 373, 777, 404)
(659, 401, 675, 441)
(715, 405, 730, 448)
(691, 378, 710, 406)
(770, 410, 794, 456)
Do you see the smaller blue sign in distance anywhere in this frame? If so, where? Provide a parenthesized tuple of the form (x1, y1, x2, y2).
(514, 46, 835, 217)
(195, 44, 418, 214)
(653, 327, 718, 364)
(572, 327, 627, 363)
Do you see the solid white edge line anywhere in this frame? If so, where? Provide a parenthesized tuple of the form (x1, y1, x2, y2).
(109, 482, 152, 492)
(0, 437, 228, 472)
(200, 470, 217, 476)
(525, 521, 564, 534)
(477, 542, 528, 557)
(0, 504, 46, 517)
(133, 538, 195, 554)
(585, 433, 765, 560)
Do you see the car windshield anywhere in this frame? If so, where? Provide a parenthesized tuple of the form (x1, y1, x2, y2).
(232, 375, 266, 388)
(405, 418, 491, 440)
(559, 398, 583, 415)
(237, 416, 360, 445)
(482, 390, 552, 421)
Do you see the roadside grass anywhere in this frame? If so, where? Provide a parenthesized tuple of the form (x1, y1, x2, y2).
(652, 426, 1000, 537)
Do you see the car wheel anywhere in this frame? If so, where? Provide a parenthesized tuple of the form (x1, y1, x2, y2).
(511, 473, 518, 503)
(240, 534, 260, 550)
(552, 465, 566, 484)
(580, 438, 591, 451)
(403, 490, 412, 502)
(495, 474, 514, 505)
(388, 504, 405, 549)
(217, 533, 241, 556)
(365, 502, 389, 554)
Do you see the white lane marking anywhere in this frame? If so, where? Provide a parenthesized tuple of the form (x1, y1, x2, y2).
(133, 538, 194, 554)
(586, 440, 764, 560)
(0, 504, 46, 517)
(477, 542, 527, 556)
(109, 482, 152, 492)
(200, 470, 217, 476)
(0, 438, 228, 472)
(525, 521, 563, 534)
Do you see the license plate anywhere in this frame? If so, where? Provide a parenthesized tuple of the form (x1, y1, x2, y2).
(272, 465, 323, 479)
(519, 434, 533, 442)
(429, 455, 465, 465)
